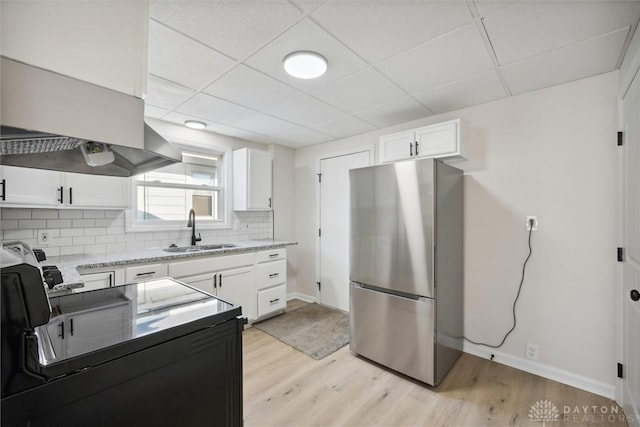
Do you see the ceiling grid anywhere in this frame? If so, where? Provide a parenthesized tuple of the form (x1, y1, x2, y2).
(144, 0, 640, 148)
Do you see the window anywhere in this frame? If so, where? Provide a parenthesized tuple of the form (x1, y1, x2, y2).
(129, 152, 229, 230)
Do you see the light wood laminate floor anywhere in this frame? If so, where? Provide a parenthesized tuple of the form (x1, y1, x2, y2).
(244, 301, 626, 427)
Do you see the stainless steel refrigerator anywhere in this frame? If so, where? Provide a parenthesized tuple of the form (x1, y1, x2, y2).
(349, 158, 463, 386)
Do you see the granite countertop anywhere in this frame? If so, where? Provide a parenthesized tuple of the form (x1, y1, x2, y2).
(46, 239, 297, 295)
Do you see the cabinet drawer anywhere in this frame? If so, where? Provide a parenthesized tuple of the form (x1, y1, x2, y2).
(257, 285, 286, 317)
(257, 259, 286, 290)
(257, 248, 286, 263)
(169, 253, 255, 278)
(125, 263, 167, 283)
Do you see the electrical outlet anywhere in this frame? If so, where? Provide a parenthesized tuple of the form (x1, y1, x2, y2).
(37, 231, 50, 246)
(526, 216, 538, 231)
(526, 343, 539, 360)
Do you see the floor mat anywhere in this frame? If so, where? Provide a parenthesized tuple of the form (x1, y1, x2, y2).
(253, 303, 349, 360)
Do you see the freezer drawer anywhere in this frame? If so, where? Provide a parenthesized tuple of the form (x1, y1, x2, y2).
(349, 282, 435, 385)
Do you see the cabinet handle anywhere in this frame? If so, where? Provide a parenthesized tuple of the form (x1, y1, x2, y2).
(70, 318, 74, 336)
(269, 298, 280, 304)
(58, 322, 65, 339)
(268, 197, 272, 208)
(269, 273, 279, 278)
(269, 253, 279, 258)
(135, 271, 156, 277)
(58, 186, 64, 204)
(213, 274, 217, 289)
(219, 274, 222, 288)
(69, 187, 73, 205)
(109, 274, 112, 287)
(409, 142, 413, 157)
(1, 179, 5, 201)
(415, 141, 419, 156)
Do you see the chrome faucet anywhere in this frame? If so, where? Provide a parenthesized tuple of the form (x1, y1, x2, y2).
(187, 209, 202, 246)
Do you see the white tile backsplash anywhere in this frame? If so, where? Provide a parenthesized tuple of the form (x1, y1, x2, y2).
(0, 208, 273, 255)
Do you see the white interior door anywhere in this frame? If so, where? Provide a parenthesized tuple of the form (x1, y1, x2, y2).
(319, 150, 370, 312)
(621, 66, 640, 426)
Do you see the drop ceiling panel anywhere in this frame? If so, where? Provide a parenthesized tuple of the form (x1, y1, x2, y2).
(354, 96, 432, 128)
(413, 71, 508, 114)
(144, 104, 170, 119)
(245, 18, 369, 90)
(482, 1, 640, 65)
(176, 93, 257, 124)
(203, 65, 303, 111)
(310, 114, 376, 139)
(163, 111, 270, 142)
(377, 24, 494, 94)
(272, 123, 333, 147)
(311, 1, 473, 63)
(502, 28, 628, 95)
(266, 92, 345, 126)
(289, 0, 327, 13)
(146, 75, 196, 110)
(148, 20, 237, 90)
(307, 67, 407, 113)
(230, 111, 302, 137)
(149, 0, 302, 60)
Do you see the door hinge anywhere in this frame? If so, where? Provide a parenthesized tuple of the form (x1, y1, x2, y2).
(617, 247, 625, 262)
(618, 362, 624, 379)
(618, 131, 624, 146)
(317, 173, 322, 183)
(318, 228, 322, 237)
(317, 281, 321, 291)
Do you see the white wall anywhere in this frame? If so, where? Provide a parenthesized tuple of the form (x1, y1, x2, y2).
(292, 71, 619, 396)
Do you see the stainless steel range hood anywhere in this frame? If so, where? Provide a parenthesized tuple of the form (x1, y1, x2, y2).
(0, 57, 182, 177)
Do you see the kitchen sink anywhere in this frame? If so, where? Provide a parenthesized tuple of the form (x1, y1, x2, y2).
(163, 244, 237, 253)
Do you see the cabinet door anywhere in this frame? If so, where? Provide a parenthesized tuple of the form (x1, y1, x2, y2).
(64, 172, 129, 208)
(379, 130, 415, 163)
(0, 165, 61, 206)
(233, 148, 272, 211)
(79, 271, 114, 292)
(248, 149, 272, 209)
(64, 302, 132, 358)
(179, 273, 216, 295)
(218, 266, 256, 321)
(415, 121, 459, 158)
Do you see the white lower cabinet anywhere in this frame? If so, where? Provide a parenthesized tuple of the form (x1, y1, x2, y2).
(78, 271, 115, 292)
(169, 253, 257, 321)
(45, 298, 132, 359)
(78, 268, 124, 292)
(256, 249, 287, 319)
(76, 247, 289, 323)
(257, 285, 286, 317)
(124, 263, 168, 283)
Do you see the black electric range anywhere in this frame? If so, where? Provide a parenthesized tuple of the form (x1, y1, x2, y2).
(1, 242, 245, 427)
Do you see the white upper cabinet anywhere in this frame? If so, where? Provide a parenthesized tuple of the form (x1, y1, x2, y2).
(0, 166, 129, 209)
(63, 172, 129, 209)
(0, 1, 149, 97)
(379, 119, 466, 164)
(233, 148, 273, 211)
(0, 166, 61, 206)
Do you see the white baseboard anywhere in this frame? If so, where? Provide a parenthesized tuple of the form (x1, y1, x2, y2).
(287, 292, 316, 303)
(463, 342, 616, 399)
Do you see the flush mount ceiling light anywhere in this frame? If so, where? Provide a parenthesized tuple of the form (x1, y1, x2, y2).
(283, 51, 328, 79)
(184, 120, 207, 130)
